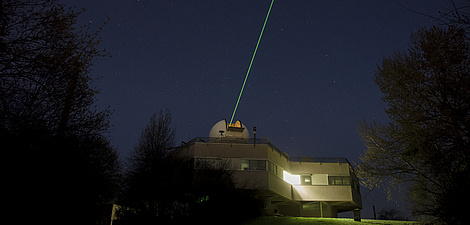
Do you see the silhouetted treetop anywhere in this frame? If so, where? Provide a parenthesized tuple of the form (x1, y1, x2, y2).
(0, 0, 110, 137)
(358, 25, 469, 224)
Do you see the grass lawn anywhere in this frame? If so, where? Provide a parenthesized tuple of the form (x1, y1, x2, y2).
(242, 217, 419, 225)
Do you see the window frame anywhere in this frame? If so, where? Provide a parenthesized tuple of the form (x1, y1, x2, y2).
(328, 176, 351, 186)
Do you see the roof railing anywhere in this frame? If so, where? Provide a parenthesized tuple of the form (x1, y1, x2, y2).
(178, 138, 352, 165)
(179, 137, 289, 159)
(288, 156, 351, 164)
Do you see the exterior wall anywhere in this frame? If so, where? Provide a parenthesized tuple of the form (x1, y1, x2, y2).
(192, 142, 269, 159)
(266, 144, 290, 171)
(292, 186, 353, 201)
(268, 172, 292, 200)
(351, 184, 362, 209)
(180, 142, 290, 169)
(278, 204, 301, 216)
(229, 157, 242, 170)
(299, 202, 336, 217)
(277, 202, 336, 218)
(290, 161, 350, 175)
(311, 174, 328, 185)
(233, 170, 269, 189)
(176, 139, 361, 218)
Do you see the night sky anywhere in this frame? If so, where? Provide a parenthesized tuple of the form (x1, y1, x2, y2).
(62, 0, 457, 219)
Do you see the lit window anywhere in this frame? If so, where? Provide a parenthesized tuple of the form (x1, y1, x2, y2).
(301, 175, 312, 185)
(241, 160, 249, 170)
(283, 171, 300, 185)
(229, 120, 242, 128)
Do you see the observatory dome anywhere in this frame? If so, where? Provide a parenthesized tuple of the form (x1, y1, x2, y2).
(209, 119, 250, 138)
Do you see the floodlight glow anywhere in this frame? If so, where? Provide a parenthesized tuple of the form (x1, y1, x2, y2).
(283, 171, 300, 185)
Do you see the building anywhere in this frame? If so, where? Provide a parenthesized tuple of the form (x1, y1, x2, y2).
(177, 119, 362, 218)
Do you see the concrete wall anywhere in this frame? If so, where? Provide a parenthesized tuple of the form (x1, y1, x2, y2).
(311, 174, 328, 185)
(292, 186, 353, 202)
(290, 161, 350, 175)
(266, 145, 290, 171)
(192, 142, 269, 159)
(179, 142, 290, 169)
(177, 141, 361, 218)
(277, 202, 338, 218)
(299, 202, 337, 217)
(278, 203, 301, 216)
(268, 172, 292, 200)
(233, 170, 269, 190)
(352, 186, 362, 209)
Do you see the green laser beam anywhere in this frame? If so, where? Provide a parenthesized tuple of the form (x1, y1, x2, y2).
(230, 0, 274, 125)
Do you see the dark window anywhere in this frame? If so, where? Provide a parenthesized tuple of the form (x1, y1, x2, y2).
(251, 160, 266, 170)
(268, 161, 278, 175)
(241, 160, 266, 171)
(328, 176, 351, 185)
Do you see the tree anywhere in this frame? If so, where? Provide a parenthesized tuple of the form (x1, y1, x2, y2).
(439, 1, 470, 35)
(129, 110, 175, 163)
(124, 110, 184, 223)
(1, 1, 119, 224)
(189, 158, 263, 224)
(122, 111, 263, 224)
(403, 0, 470, 37)
(377, 208, 406, 221)
(0, 0, 110, 137)
(357, 26, 470, 224)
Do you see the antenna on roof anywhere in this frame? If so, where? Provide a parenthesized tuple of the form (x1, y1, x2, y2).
(229, 0, 275, 125)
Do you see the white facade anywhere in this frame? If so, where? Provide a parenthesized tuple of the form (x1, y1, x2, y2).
(177, 119, 362, 218)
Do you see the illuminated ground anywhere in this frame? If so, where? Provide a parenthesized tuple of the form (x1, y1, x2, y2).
(242, 217, 418, 225)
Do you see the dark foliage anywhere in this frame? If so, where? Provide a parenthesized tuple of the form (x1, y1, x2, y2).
(1, 1, 120, 224)
(188, 159, 263, 224)
(357, 26, 470, 224)
(6, 133, 121, 224)
(377, 208, 406, 221)
(121, 111, 263, 225)
(0, 0, 111, 137)
(122, 110, 182, 218)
